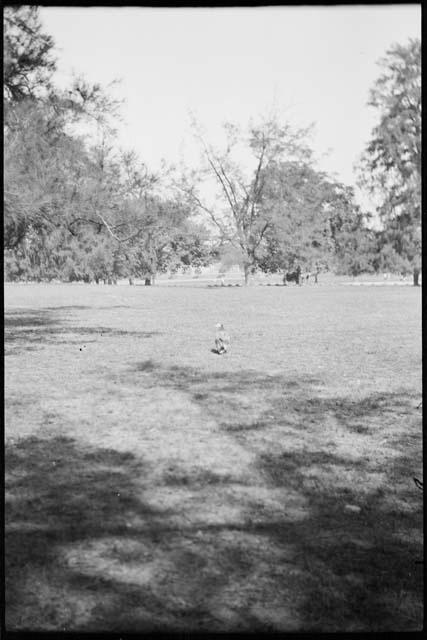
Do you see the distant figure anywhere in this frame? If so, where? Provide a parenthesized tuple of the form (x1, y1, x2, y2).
(283, 265, 302, 286)
(214, 323, 230, 354)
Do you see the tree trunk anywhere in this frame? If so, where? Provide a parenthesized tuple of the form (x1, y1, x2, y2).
(128, 277, 134, 285)
(144, 276, 152, 286)
(244, 264, 250, 286)
(413, 267, 420, 286)
(314, 272, 318, 284)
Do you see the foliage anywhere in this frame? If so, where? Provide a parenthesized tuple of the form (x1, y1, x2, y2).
(3, 6, 56, 102)
(3, 9, 209, 284)
(376, 217, 421, 276)
(124, 198, 212, 283)
(4, 98, 91, 249)
(257, 161, 335, 275)
(5, 8, 405, 286)
(3, 5, 124, 258)
(333, 225, 378, 277)
(327, 185, 379, 277)
(358, 38, 421, 283)
(257, 165, 375, 278)
(180, 115, 313, 283)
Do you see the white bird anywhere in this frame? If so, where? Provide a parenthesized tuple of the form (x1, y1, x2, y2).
(215, 323, 230, 355)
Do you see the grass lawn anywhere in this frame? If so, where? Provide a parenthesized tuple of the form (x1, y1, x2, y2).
(4, 281, 423, 632)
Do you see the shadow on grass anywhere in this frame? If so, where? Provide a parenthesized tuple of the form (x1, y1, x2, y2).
(134, 360, 419, 435)
(5, 308, 160, 355)
(42, 305, 134, 311)
(5, 436, 179, 631)
(6, 435, 277, 632)
(256, 448, 423, 631)
(5, 310, 57, 328)
(129, 361, 423, 631)
(5, 361, 423, 632)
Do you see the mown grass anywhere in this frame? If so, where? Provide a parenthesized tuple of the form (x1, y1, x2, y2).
(4, 282, 423, 631)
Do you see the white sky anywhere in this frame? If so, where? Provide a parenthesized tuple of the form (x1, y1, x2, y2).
(40, 6, 421, 213)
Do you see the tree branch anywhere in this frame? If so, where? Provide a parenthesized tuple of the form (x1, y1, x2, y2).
(252, 221, 270, 251)
(95, 211, 146, 243)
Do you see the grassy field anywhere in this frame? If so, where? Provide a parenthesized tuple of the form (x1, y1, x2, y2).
(4, 281, 423, 632)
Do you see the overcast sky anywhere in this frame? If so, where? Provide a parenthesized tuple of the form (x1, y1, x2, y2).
(40, 5, 421, 211)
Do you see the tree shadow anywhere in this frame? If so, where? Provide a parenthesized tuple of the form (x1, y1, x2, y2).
(5, 310, 57, 328)
(161, 465, 239, 487)
(6, 434, 281, 632)
(5, 360, 423, 632)
(42, 305, 93, 311)
(124, 360, 423, 631)
(134, 361, 421, 440)
(4, 308, 161, 355)
(5, 435, 181, 631)
(256, 447, 423, 631)
(42, 305, 134, 310)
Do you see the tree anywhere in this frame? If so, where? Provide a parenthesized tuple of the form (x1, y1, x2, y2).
(358, 38, 421, 285)
(165, 220, 213, 275)
(3, 9, 212, 285)
(333, 222, 378, 277)
(179, 115, 313, 284)
(5, 100, 84, 245)
(257, 162, 376, 282)
(257, 161, 337, 280)
(125, 197, 211, 285)
(4, 77, 125, 255)
(326, 183, 379, 277)
(3, 6, 56, 102)
(4, 5, 126, 255)
(376, 216, 421, 278)
(258, 165, 378, 281)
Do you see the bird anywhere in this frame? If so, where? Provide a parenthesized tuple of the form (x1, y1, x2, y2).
(215, 323, 230, 355)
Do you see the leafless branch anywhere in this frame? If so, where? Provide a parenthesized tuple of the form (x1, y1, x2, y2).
(95, 211, 145, 243)
(252, 221, 271, 251)
(205, 152, 236, 215)
(248, 140, 267, 228)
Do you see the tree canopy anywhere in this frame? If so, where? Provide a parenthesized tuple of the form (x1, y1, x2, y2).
(358, 38, 421, 284)
(5, 9, 415, 285)
(3, 7, 211, 284)
(4, 5, 56, 102)
(179, 116, 314, 283)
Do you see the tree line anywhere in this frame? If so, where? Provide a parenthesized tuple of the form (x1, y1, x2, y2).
(3, 7, 421, 285)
